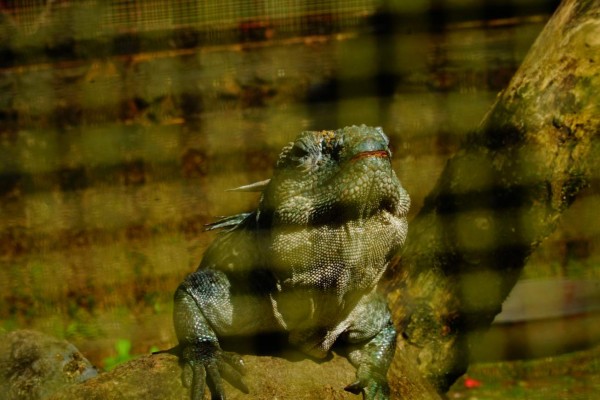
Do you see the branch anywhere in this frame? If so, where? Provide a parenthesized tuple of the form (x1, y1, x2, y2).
(384, 0, 600, 392)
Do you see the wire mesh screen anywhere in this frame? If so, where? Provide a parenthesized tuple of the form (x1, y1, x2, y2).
(0, 0, 598, 398)
(1, 0, 378, 39)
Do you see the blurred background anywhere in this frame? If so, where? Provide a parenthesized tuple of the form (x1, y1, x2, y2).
(0, 0, 599, 397)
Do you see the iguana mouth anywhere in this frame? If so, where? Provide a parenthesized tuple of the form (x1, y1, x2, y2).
(350, 150, 389, 162)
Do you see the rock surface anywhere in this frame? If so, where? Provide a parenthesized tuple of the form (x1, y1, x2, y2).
(49, 351, 360, 400)
(0, 330, 97, 400)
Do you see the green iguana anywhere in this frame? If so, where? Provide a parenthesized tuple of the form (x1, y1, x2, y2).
(173, 125, 410, 399)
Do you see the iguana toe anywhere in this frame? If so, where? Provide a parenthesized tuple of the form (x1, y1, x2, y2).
(344, 370, 390, 400)
(182, 344, 248, 400)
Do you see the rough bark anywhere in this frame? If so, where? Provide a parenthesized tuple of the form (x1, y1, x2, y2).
(384, 0, 600, 392)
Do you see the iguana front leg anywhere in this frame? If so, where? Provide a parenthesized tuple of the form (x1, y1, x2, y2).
(342, 293, 397, 400)
(174, 273, 249, 400)
(344, 320, 396, 400)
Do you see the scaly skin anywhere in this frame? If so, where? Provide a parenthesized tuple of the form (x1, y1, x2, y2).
(174, 125, 410, 399)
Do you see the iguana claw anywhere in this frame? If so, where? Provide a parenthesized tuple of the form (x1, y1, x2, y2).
(181, 344, 248, 400)
(344, 374, 391, 400)
(344, 380, 364, 394)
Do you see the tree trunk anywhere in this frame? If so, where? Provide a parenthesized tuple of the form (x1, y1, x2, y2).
(384, 0, 600, 392)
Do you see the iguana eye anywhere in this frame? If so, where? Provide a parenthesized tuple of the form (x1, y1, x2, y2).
(288, 141, 318, 172)
(289, 144, 310, 160)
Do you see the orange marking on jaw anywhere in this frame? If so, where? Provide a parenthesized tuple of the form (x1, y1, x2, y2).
(350, 150, 389, 161)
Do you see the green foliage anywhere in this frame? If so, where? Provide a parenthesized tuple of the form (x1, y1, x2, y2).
(103, 339, 135, 371)
(65, 320, 101, 340)
(103, 339, 161, 371)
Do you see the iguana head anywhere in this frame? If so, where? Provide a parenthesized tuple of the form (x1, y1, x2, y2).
(259, 125, 410, 226)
